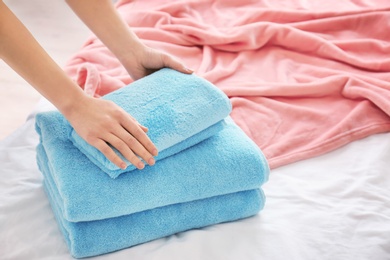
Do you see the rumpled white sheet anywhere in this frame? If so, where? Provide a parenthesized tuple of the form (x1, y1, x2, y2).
(1, 99, 390, 260)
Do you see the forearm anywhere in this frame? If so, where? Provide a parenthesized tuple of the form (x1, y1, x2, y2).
(65, 0, 143, 63)
(66, 0, 191, 81)
(0, 1, 86, 115)
(0, 1, 157, 169)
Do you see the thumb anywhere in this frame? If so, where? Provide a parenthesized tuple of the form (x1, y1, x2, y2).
(163, 54, 193, 74)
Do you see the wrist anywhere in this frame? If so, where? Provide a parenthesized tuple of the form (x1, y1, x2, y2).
(116, 39, 145, 64)
(56, 86, 89, 120)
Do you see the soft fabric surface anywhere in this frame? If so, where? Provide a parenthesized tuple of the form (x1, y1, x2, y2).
(4, 0, 390, 259)
(44, 174, 263, 258)
(2, 98, 390, 260)
(64, 0, 390, 169)
(70, 68, 232, 178)
(35, 113, 269, 222)
(35, 96, 268, 257)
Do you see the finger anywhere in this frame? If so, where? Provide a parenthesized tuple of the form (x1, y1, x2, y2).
(115, 127, 155, 167)
(92, 138, 127, 170)
(121, 117, 158, 157)
(127, 114, 148, 132)
(162, 54, 193, 74)
(138, 123, 148, 132)
(106, 133, 147, 170)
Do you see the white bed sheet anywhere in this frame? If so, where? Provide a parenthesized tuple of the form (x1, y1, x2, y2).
(1, 98, 390, 260)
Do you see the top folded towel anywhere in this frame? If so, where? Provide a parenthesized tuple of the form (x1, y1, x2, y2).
(70, 68, 232, 178)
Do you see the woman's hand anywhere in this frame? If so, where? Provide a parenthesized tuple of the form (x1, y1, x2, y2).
(1, 0, 187, 170)
(65, 0, 193, 81)
(63, 95, 158, 170)
(120, 46, 193, 81)
(63, 0, 192, 168)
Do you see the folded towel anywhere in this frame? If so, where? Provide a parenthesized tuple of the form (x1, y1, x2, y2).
(44, 173, 264, 258)
(36, 114, 269, 222)
(37, 117, 267, 258)
(69, 68, 232, 178)
(35, 68, 269, 258)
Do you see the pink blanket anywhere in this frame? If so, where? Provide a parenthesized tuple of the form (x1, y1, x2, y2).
(64, 0, 390, 169)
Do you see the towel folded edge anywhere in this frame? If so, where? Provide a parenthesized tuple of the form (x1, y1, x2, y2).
(71, 119, 228, 178)
(44, 179, 265, 259)
(69, 68, 233, 177)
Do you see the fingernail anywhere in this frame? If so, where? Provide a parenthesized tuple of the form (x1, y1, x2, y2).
(137, 162, 145, 170)
(152, 149, 158, 156)
(148, 158, 155, 166)
(120, 163, 127, 170)
(184, 67, 194, 73)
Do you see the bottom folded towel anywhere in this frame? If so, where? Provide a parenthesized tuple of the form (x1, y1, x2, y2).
(44, 177, 265, 258)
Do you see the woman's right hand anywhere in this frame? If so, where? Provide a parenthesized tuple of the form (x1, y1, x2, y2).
(63, 95, 158, 170)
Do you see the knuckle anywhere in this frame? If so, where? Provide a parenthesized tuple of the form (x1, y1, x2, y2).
(100, 117, 114, 129)
(107, 100, 115, 105)
(113, 109, 123, 119)
(84, 134, 96, 145)
(116, 142, 128, 154)
(138, 149, 151, 160)
(110, 106, 125, 119)
(112, 156, 123, 167)
(128, 155, 140, 165)
(100, 145, 112, 155)
(126, 136, 136, 146)
(105, 100, 116, 107)
(131, 128, 145, 140)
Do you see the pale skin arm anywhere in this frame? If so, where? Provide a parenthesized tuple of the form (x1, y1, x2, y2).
(65, 0, 193, 80)
(0, 1, 190, 170)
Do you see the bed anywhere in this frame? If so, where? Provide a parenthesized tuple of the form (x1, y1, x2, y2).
(1, 0, 390, 259)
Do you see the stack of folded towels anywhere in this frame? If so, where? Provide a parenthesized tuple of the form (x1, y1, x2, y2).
(35, 68, 269, 258)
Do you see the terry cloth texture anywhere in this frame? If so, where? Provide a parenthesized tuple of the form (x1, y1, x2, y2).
(64, 0, 390, 170)
(36, 115, 268, 222)
(35, 70, 269, 258)
(70, 68, 232, 178)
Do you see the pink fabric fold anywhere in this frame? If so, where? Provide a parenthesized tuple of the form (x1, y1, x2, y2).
(63, 0, 390, 169)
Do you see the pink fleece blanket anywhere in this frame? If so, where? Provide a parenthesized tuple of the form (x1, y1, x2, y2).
(64, 0, 390, 169)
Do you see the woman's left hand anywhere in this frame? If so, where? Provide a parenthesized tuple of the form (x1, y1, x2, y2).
(120, 45, 193, 81)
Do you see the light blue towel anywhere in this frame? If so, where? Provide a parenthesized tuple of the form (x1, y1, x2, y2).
(35, 68, 269, 258)
(36, 114, 269, 222)
(43, 174, 264, 258)
(70, 68, 232, 178)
